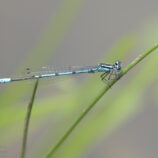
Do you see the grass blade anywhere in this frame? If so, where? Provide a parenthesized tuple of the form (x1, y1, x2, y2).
(20, 79, 39, 158)
(45, 44, 158, 158)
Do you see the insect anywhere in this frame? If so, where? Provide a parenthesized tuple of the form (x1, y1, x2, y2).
(0, 61, 121, 84)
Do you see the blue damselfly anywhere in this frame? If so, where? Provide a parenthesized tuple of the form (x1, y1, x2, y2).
(0, 61, 121, 84)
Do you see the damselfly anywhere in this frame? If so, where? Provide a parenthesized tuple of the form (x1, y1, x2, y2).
(0, 61, 121, 84)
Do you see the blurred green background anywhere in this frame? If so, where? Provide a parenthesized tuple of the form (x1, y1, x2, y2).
(0, 0, 158, 158)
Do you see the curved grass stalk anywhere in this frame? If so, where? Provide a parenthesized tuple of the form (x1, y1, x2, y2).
(45, 44, 158, 158)
(20, 79, 39, 158)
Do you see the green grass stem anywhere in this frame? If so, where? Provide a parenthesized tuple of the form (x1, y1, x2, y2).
(20, 79, 39, 158)
(45, 44, 158, 158)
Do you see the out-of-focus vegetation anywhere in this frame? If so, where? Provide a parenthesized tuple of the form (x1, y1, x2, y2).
(0, 1, 158, 158)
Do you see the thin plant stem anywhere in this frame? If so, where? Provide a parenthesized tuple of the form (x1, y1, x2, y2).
(20, 79, 39, 158)
(45, 44, 158, 158)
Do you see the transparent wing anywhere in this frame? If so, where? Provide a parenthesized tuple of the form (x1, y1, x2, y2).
(25, 65, 97, 76)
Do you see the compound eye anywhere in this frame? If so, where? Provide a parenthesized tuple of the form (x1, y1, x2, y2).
(118, 66, 121, 70)
(115, 60, 121, 71)
(115, 60, 119, 65)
